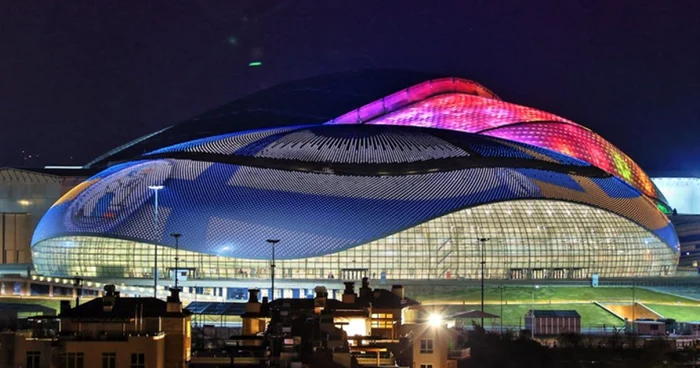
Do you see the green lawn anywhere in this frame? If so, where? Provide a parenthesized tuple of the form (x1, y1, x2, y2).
(409, 286, 700, 305)
(0, 297, 96, 312)
(0, 297, 62, 311)
(423, 303, 624, 328)
(643, 304, 700, 322)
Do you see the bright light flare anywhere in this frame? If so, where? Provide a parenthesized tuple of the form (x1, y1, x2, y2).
(428, 313, 443, 326)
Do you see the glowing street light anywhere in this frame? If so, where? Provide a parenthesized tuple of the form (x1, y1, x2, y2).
(428, 313, 443, 327)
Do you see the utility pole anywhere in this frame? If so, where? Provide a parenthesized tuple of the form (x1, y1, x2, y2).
(267, 239, 280, 300)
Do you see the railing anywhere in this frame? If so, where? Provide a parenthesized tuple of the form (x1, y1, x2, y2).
(58, 332, 165, 341)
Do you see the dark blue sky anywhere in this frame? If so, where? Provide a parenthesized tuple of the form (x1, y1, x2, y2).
(1, 1, 698, 173)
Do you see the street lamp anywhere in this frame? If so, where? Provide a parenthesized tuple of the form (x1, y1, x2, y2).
(171, 233, 182, 291)
(267, 239, 280, 300)
(148, 185, 164, 298)
(532, 285, 539, 338)
(631, 284, 636, 333)
(477, 237, 490, 327)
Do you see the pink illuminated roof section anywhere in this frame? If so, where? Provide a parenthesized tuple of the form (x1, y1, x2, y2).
(482, 122, 658, 199)
(325, 84, 663, 203)
(327, 77, 501, 125)
(342, 93, 585, 132)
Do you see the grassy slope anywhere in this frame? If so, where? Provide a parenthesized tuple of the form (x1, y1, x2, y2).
(429, 303, 624, 328)
(643, 304, 700, 322)
(0, 297, 62, 311)
(411, 286, 700, 326)
(409, 286, 700, 305)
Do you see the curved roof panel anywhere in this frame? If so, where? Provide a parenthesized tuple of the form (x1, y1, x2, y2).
(86, 69, 450, 168)
(33, 126, 677, 260)
(325, 92, 667, 206)
(145, 124, 588, 167)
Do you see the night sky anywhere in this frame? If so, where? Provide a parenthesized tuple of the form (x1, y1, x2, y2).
(1, 1, 698, 173)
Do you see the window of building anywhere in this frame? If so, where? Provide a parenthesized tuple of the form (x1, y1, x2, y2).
(371, 313, 393, 319)
(26, 351, 40, 368)
(420, 364, 433, 368)
(102, 353, 116, 368)
(371, 320, 393, 328)
(131, 353, 145, 368)
(420, 339, 434, 353)
(64, 353, 84, 368)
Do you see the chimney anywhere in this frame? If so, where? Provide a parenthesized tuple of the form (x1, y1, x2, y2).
(60, 300, 71, 315)
(246, 289, 261, 313)
(314, 286, 328, 311)
(103, 284, 117, 313)
(359, 277, 372, 299)
(166, 288, 182, 313)
(342, 282, 356, 304)
(391, 285, 405, 299)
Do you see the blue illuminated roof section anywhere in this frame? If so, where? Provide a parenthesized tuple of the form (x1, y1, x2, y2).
(33, 125, 678, 259)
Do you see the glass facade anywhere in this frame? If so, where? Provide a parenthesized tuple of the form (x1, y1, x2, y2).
(33, 200, 678, 281)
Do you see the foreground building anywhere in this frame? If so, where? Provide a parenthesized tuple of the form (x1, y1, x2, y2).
(9, 285, 191, 368)
(233, 278, 453, 368)
(30, 74, 680, 285)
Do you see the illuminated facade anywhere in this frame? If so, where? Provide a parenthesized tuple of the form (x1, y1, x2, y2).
(652, 177, 700, 268)
(31, 78, 679, 282)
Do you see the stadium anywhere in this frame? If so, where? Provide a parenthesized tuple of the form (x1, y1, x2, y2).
(30, 74, 680, 286)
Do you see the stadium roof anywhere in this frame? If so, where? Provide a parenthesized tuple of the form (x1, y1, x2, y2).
(86, 69, 448, 168)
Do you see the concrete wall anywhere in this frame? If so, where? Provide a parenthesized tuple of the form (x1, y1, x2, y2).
(0, 213, 32, 264)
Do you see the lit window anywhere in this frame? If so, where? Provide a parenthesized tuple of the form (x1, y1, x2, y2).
(420, 339, 434, 354)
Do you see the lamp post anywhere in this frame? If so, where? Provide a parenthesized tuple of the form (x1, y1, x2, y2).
(477, 237, 490, 327)
(631, 284, 636, 333)
(532, 284, 539, 338)
(171, 233, 182, 291)
(267, 239, 280, 300)
(73, 275, 82, 307)
(148, 185, 164, 298)
(500, 285, 504, 334)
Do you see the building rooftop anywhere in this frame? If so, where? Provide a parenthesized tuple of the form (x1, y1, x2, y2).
(530, 310, 581, 318)
(60, 296, 191, 320)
